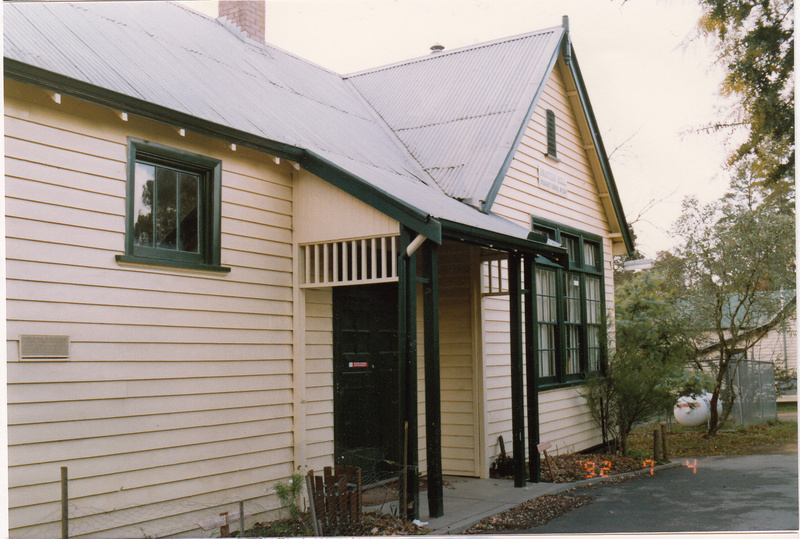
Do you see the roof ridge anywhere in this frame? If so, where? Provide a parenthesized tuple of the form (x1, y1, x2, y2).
(343, 77, 446, 193)
(173, 0, 343, 76)
(344, 25, 562, 79)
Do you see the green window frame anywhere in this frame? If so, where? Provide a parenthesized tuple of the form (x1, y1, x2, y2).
(116, 138, 228, 273)
(532, 217, 605, 387)
(535, 266, 559, 383)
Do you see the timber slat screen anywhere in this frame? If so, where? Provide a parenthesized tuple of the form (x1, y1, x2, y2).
(307, 467, 362, 533)
(300, 235, 399, 287)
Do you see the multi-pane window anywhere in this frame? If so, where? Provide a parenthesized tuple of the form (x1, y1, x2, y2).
(133, 162, 201, 254)
(536, 267, 558, 380)
(122, 139, 224, 270)
(564, 271, 582, 377)
(585, 276, 603, 372)
(532, 218, 605, 386)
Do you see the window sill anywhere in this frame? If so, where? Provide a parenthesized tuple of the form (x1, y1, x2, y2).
(544, 153, 561, 163)
(115, 254, 231, 274)
(538, 378, 594, 392)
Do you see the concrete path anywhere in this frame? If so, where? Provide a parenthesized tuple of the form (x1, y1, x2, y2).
(523, 453, 799, 534)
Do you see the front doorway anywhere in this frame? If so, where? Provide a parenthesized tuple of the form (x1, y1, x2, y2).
(333, 283, 400, 484)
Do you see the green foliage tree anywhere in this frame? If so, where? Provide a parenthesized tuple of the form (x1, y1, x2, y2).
(670, 192, 796, 435)
(584, 271, 695, 455)
(697, 0, 795, 209)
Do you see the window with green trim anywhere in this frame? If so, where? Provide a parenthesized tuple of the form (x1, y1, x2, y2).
(120, 138, 226, 271)
(532, 218, 605, 386)
(536, 267, 558, 380)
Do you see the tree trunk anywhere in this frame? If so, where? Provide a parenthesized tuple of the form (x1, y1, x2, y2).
(719, 390, 736, 427)
(708, 387, 721, 435)
(618, 422, 630, 456)
(708, 352, 731, 436)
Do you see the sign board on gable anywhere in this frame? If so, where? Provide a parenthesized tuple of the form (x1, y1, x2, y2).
(538, 164, 569, 197)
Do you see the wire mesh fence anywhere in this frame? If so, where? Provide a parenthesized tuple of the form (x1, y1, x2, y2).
(15, 494, 279, 539)
(730, 360, 778, 426)
(700, 359, 778, 427)
(18, 447, 417, 539)
(331, 443, 423, 519)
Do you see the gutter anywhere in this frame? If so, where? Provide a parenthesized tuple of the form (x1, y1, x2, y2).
(440, 219, 568, 266)
(4, 59, 443, 243)
(4, 59, 304, 160)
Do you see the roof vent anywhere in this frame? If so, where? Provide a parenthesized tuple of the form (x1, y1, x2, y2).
(430, 43, 445, 54)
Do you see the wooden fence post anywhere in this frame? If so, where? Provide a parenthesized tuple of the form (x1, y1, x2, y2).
(239, 501, 245, 537)
(219, 512, 229, 537)
(653, 428, 662, 462)
(61, 467, 68, 539)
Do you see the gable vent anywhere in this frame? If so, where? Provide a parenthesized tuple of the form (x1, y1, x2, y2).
(20, 335, 70, 360)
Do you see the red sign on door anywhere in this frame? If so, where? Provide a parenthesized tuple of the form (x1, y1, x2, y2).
(348, 362, 369, 368)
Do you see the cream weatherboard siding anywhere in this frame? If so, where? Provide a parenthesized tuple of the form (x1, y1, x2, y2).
(293, 172, 398, 245)
(482, 58, 612, 464)
(437, 243, 480, 476)
(302, 288, 335, 471)
(5, 80, 300, 538)
(6, 28, 630, 537)
(750, 316, 797, 372)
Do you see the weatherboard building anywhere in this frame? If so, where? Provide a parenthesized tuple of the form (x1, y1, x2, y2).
(4, 1, 634, 536)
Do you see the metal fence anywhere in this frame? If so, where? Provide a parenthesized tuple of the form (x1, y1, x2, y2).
(730, 360, 778, 426)
(698, 359, 778, 427)
(703, 359, 778, 427)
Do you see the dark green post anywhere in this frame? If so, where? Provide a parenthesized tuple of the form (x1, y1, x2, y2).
(508, 252, 526, 488)
(524, 256, 541, 482)
(422, 242, 444, 518)
(398, 228, 419, 520)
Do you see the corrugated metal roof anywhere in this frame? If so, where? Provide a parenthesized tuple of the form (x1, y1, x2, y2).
(3, 1, 568, 244)
(4, 2, 430, 181)
(346, 29, 564, 204)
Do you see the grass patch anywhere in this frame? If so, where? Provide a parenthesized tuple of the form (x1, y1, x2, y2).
(777, 401, 797, 412)
(628, 420, 798, 457)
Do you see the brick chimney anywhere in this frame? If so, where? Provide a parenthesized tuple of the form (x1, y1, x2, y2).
(218, 1, 265, 42)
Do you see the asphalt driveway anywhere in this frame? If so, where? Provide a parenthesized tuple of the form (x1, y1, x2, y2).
(525, 453, 799, 534)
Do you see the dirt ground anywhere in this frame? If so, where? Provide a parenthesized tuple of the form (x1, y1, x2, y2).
(492, 452, 650, 482)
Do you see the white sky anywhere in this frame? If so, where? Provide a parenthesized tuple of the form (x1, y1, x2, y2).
(185, 0, 739, 257)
